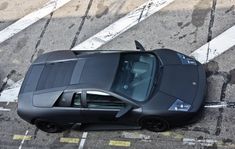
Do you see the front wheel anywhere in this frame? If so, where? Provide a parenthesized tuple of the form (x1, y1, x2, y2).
(35, 120, 63, 133)
(142, 118, 169, 132)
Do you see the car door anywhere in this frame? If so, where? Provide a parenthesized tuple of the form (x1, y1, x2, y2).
(52, 91, 86, 124)
(81, 90, 127, 124)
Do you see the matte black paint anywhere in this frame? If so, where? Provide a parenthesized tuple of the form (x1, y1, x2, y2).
(17, 49, 206, 131)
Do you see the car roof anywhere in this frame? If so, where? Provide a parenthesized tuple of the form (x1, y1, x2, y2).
(70, 52, 120, 90)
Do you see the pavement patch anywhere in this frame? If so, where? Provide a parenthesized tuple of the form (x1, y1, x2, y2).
(109, 140, 131, 147)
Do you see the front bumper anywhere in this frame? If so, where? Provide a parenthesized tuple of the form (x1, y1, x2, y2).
(190, 61, 206, 112)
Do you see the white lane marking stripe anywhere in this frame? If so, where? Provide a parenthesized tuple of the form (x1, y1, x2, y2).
(190, 25, 235, 64)
(0, 0, 72, 44)
(0, 79, 23, 102)
(183, 138, 217, 147)
(204, 101, 235, 108)
(204, 103, 227, 108)
(71, 0, 174, 50)
(82, 132, 88, 138)
(18, 130, 29, 149)
(0, 107, 11, 111)
(78, 132, 88, 149)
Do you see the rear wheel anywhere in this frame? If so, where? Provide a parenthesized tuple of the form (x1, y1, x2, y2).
(35, 120, 63, 133)
(142, 118, 169, 132)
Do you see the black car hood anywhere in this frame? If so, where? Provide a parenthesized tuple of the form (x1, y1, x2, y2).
(153, 49, 199, 104)
(142, 64, 199, 115)
(159, 65, 198, 104)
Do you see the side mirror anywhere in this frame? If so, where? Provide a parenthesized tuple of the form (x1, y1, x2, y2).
(115, 105, 133, 118)
(134, 40, 145, 51)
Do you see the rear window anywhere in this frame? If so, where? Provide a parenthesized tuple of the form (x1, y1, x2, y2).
(36, 61, 76, 91)
(20, 65, 44, 93)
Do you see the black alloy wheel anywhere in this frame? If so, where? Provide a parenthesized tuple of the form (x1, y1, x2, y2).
(35, 120, 62, 133)
(142, 118, 169, 132)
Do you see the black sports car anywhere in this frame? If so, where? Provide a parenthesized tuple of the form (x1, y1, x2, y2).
(17, 46, 206, 133)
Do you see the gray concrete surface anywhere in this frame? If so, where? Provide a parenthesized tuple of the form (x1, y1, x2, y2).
(0, 0, 234, 148)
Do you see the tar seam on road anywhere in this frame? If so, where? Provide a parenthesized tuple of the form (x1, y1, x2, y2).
(0, 0, 72, 44)
(30, 12, 54, 62)
(215, 73, 230, 136)
(78, 132, 88, 149)
(137, 5, 147, 23)
(70, 0, 94, 49)
(206, 0, 217, 62)
(18, 130, 29, 149)
(207, 0, 217, 42)
(0, 70, 16, 92)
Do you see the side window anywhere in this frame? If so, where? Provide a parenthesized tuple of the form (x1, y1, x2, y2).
(86, 91, 125, 109)
(72, 93, 82, 108)
(54, 92, 81, 108)
(54, 92, 74, 107)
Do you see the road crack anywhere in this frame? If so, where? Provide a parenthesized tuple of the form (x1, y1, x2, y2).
(70, 0, 93, 49)
(215, 72, 230, 136)
(206, 0, 217, 62)
(30, 12, 54, 62)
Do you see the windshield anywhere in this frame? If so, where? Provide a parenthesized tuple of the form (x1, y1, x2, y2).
(112, 53, 157, 102)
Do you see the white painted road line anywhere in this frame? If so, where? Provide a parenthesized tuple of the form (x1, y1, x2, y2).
(18, 130, 29, 149)
(78, 132, 88, 149)
(0, 107, 11, 111)
(0, 0, 72, 44)
(204, 101, 235, 108)
(183, 138, 217, 147)
(0, 79, 23, 102)
(204, 102, 227, 108)
(190, 25, 235, 64)
(71, 0, 175, 50)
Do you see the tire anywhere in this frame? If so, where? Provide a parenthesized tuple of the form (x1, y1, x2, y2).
(35, 120, 63, 133)
(142, 118, 169, 132)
